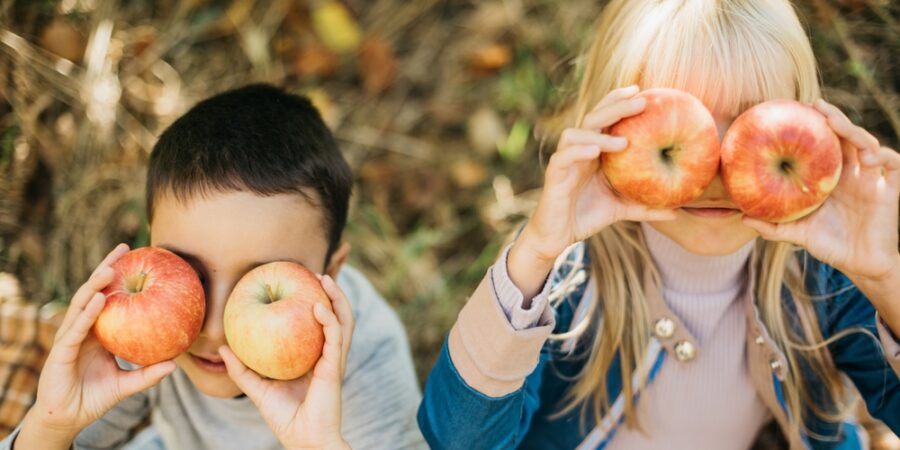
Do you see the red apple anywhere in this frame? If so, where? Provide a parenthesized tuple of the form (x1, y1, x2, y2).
(95, 247, 205, 365)
(721, 100, 842, 223)
(223, 262, 332, 380)
(601, 88, 721, 208)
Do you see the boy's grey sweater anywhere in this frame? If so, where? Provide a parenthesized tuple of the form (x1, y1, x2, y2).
(2, 266, 426, 450)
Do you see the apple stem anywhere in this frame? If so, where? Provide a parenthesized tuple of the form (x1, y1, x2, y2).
(135, 273, 147, 292)
(265, 284, 277, 303)
(782, 165, 810, 194)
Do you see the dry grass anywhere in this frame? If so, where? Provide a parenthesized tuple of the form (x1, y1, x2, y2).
(0, 0, 898, 446)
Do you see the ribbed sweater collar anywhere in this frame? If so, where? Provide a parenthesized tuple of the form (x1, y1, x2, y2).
(640, 222, 754, 295)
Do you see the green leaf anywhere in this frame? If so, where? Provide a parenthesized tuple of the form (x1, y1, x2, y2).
(498, 120, 531, 161)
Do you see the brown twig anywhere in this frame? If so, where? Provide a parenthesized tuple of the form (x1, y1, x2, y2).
(810, 0, 900, 141)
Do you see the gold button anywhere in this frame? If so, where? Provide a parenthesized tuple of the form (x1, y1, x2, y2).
(754, 335, 765, 345)
(654, 318, 675, 339)
(770, 359, 782, 372)
(674, 341, 696, 362)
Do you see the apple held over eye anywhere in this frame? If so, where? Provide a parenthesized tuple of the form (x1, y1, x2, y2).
(223, 262, 332, 380)
(601, 88, 721, 208)
(721, 100, 842, 223)
(95, 247, 205, 365)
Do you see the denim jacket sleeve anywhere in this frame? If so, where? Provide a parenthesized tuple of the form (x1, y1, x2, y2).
(815, 260, 900, 433)
(417, 248, 557, 450)
(418, 340, 553, 450)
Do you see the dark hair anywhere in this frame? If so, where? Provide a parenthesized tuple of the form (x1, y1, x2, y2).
(146, 84, 352, 261)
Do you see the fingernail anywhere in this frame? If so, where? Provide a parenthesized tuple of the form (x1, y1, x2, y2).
(861, 153, 876, 165)
(314, 303, 326, 314)
(625, 84, 639, 93)
(612, 136, 628, 148)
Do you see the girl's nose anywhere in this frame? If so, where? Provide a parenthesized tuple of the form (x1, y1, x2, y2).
(713, 113, 734, 142)
(699, 174, 733, 202)
(716, 120, 730, 142)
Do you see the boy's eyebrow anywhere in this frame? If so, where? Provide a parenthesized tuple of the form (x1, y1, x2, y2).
(155, 244, 312, 274)
(242, 257, 311, 273)
(157, 245, 208, 271)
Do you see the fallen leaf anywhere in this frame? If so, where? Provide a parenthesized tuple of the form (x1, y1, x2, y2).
(451, 160, 488, 188)
(293, 42, 340, 78)
(284, 0, 312, 30)
(468, 2, 523, 35)
(360, 160, 397, 184)
(312, 1, 362, 54)
(304, 88, 339, 129)
(359, 35, 397, 94)
(39, 18, 85, 63)
(468, 44, 512, 76)
(129, 26, 157, 58)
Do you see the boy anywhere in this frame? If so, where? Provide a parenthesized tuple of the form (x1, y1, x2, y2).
(2, 84, 425, 449)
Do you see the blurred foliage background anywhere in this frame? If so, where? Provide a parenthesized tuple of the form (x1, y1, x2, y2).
(0, 0, 898, 446)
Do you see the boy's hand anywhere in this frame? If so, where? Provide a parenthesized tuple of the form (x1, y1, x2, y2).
(16, 244, 176, 449)
(219, 274, 354, 450)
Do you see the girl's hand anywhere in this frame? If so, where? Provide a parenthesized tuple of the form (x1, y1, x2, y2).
(18, 244, 177, 449)
(509, 86, 677, 296)
(743, 99, 900, 283)
(219, 274, 354, 450)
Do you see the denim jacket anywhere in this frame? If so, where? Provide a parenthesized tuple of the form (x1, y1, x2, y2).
(418, 242, 900, 449)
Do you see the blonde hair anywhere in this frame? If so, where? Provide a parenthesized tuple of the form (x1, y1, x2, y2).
(553, 0, 857, 440)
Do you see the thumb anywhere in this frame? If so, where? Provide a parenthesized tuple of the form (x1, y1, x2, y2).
(219, 346, 267, 399)
(117, 360, 176, 398)
(311, 302, 344, 384)
(742, 217, 806, 246)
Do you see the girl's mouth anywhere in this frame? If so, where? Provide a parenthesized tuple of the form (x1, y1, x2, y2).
(680, 206, 742, 218)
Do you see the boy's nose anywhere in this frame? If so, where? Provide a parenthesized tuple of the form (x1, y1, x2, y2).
(198, 282, 229, 344)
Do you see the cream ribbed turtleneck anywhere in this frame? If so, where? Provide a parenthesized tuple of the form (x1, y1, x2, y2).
(605, 223, 770, 450)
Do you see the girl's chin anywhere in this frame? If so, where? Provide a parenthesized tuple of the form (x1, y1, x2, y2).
(646, 219, 759, 256)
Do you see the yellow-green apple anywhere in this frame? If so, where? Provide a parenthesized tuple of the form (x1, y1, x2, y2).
(223, 262, 332, 380)
(721, 100, 842, 222)
(601, 88, 721, 208)
(95, 247, 205, 365)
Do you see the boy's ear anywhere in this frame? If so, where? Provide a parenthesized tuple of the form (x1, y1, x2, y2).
(324, 242, 351, 280)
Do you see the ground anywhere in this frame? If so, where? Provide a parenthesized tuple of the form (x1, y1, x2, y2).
(0, 0, 898, 447)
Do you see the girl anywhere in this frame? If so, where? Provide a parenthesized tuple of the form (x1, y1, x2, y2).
(418, 1, 900, 449)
